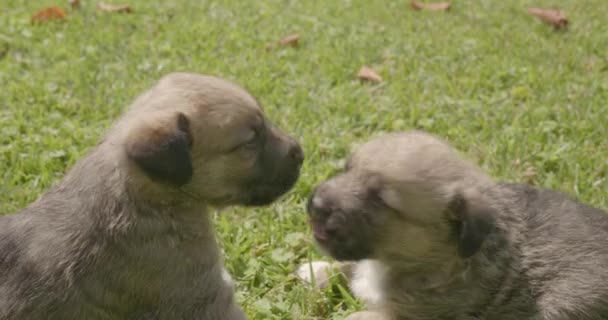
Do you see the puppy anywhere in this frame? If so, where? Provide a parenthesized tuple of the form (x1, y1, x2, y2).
(298, 131, 608, 320)
(0, 72, 303, 320)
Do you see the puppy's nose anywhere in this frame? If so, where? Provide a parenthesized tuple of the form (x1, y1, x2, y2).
(306, 191, 330, 220)
(288, 142, 304, 164)
(307, 191, 339, 242)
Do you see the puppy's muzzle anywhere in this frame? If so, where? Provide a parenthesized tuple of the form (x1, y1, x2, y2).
(306, 181, 350, 246)
(307, 186, 339, 243)
(306, 180, 377, 261)
(244, 132, 304, 206)
(287, 138, 304, 166)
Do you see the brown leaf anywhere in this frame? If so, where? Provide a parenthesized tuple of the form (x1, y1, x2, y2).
(97, 2, 132, 13)
(279, 33, 300, 47)
(513, 159, 521, 167)
(522, 166, 538, 184)
(528, 7, 568, 29)
(69, 0, 80, 9)
(31, 6, 67, 23)
(357, 66, 383, 83)
(266, 33, 301, 50)
(410, 1, 451, 11)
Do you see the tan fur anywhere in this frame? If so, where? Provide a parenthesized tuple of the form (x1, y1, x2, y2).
(301, 131, 608, 320)
(0, 72, 303, 320)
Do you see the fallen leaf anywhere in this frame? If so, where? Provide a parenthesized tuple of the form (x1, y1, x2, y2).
(279, 33, 300, 47)
(69, 0, 80, 9)
(522, 166, 538, 184)
(97, 2, 132, 13)
(266, 33, 300, 50)
(31, 7, 66, 23)
(528, 7, 568, 29)
(410, 1, 451, 11)
(357, 66, 383, 83)
(513, 159, 521, 167)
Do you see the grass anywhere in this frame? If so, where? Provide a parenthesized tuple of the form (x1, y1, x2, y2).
(1, 0, 607, 319)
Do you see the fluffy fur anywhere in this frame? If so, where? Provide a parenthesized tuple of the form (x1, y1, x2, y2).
(0, 72, 303, 320)
(300, 131, 608, 320)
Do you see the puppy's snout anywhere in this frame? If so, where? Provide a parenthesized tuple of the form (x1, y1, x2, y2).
(307, 192, 330, 220)
(289, 142, 304, 164)
(270, 126, 304, 164)
(307, 190, 337, 242)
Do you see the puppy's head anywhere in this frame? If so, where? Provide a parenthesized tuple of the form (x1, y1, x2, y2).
(116, 72, 303, 207)
(307, 131, 495, 265)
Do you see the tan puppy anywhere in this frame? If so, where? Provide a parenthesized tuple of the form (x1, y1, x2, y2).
(299, 131, 608, 320)
(0, 73, 303, 320)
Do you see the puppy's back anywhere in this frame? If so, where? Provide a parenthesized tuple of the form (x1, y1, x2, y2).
(501, 182, 608, 318)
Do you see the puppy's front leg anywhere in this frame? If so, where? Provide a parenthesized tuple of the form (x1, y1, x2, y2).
(295, 261, 355, 289)
(219, 268, 247, 320)
(345, 311, 391, 320)
(225, 304, 247, 320)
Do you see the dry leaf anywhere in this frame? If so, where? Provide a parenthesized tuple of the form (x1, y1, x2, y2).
(31, 7, 66, 23)
(97, 2, 132, 13)
(266, 33, 300, 50)
(69, 0, 80, 9)
(357, 66, 383, 83)
(410, 1, 451, 11)
(513, 159, 521, 167)
(528, 7, 568, 29)
(279, 34, 300, 47)
(522, 166, 538, 184)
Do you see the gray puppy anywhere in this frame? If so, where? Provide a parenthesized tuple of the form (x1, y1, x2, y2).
(298, 131, 608, 320)
(0, 72, 303, 320)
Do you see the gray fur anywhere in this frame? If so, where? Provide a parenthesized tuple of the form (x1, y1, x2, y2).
(302, 131, 608, 320)
(0, 73, 303, 320)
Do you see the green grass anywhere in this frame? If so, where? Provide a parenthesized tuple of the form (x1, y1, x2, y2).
(1, 0, 607, 319)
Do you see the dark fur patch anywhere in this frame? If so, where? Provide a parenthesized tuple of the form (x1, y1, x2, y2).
(127, 113, 193, 186)
(448, 193, 495, 258)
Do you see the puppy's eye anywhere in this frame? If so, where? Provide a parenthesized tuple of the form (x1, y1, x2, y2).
(228, 131, 257, 152)
(243, 131, 258, 146)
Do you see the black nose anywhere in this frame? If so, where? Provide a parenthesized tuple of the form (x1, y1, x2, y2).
(289, 142, 304, 164)
(306, 190, 331, 221)
(306, 193, 316, 215)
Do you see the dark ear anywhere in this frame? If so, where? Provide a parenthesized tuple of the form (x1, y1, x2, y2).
(447, 192, 495, 258)
(126, 112, 193, 186)
(363, 173, 385, 204)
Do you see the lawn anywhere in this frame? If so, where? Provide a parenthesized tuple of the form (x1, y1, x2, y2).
(1, 0, 607, 319)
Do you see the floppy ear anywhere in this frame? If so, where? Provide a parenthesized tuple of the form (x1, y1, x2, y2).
(447, 192, 495, 258)
(125, 112, 193, 186)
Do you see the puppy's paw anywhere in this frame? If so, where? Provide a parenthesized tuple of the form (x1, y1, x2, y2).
(344, 311, 390, 320)
(221, 268, 236, 290)
(226, 303, 247, 320)
(295, 261, 336, 289)
(350, 260, 387, 307)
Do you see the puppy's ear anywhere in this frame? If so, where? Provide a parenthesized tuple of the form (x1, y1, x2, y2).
(447, 191, 495, 258)
(363, 173, 385, 203)
(126, 112, 193, 186)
